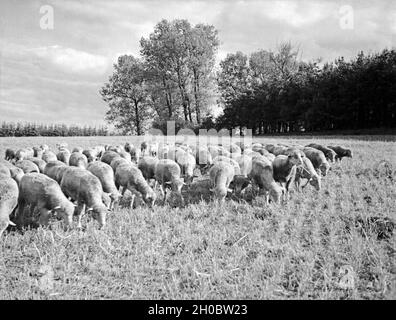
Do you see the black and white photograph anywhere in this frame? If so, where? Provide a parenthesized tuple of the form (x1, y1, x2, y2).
(0, 0, 395, 303)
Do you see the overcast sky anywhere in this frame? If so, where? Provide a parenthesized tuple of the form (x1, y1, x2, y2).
(0, 0, 395, 126)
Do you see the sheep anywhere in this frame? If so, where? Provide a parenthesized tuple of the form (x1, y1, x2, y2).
(82, 148, 98, 163)
(15, 148, 34, 161)
(262, 144, 275, 154)
(17, 173, 75, 228)
(295, 156, 321, 191)
(5, 148, 15, 161)
(60, 167, 109, 229)
(40, 144, 49, 152)
(72, 147, 83, 153)
(110, 157, 131, 172)
(154, 159, 185, 203)
(208, 162, 235, 202)
(42, 151, 58, 163)
(69, 152, 88, 169)
(138, 156, 159, 181)
(118, 150, 132, 162)
(26, 157, 47, 173)
(100, 150, 121, 165)
(327, 145, 353, 161)
(248, 156, 284, 204)
(252, 145, 273, 158)
(43, 161, 68, 184)
(115, 163, 156, 208)
(234, 154, 253, 177)
(15, 160, 40, 174)
(213, 156, 241, 175)
(208, 145, 231, 159)
(302, 147, 331, 176)
(108, 145, 123, 153)
(93, 145, 106, 159)
(306, 143, 337, 163)
(57, 149, 71, 165)
(167, 149, 196, 184)
(0, 161, 24, 184)
(124, 142, 134, 153)
(0, 175, 18, 236)
(272, 145, 290, 156)
(0, 164, 11, 177)
(87, 161, 121, 209)
(56, 142, 68, 150)
(195, 147, 213, 174)
(272, 154, 302, 200)
(130, 146, 141, 163)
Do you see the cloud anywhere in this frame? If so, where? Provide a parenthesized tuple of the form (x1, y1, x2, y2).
(29, 45, 109, 74)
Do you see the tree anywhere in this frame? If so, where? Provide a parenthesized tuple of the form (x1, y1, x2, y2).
(100, 55, 153, 135)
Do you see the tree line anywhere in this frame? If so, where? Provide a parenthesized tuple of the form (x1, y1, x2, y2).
(102, 18, 396, 135)
(0, 122, 110, 137)
(217, 45, 396, 134)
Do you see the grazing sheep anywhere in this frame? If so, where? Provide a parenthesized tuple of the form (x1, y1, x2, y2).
(26, 157, 47, 173)
(234, 154, 253, 177)
(195, 147, 213, 174)
(272, 155, 301, 200)
(0, 175, 18, 236)
(208, 145, 231, 159)
(0, 161, 24, 184)
(17, 173, 75, 228)
(60, 167, 108, 229)
(87, 161, 121, 209)
(306, 143, 337, 163)
(302, 147, 330, 176)
(168, 149, 196, 184)
(5, 148, 15, 161)
(108, 145, 123, 154)
(272, 145, 291, 156)
(42, 151, 58, 163)
(72, 147, 83, 153)
(264, 144, 277, 154)
(209, 162, 235, 202)
(69, 152, 88, 169)
(154, 159, 185, 202)
(57, 149, 71, 165)
(101, 150, 121, 165)
(138, 156, 159, 180)
(82, 148, 98, 163)
(295, 156, 321, 191)
(43, 161, 68, 183)
(110, 157, 131, 173)
(15, 160, 40, 173)
(118, 150, 132, 162)
(248, 156, 284, 204)
(140, 141, 148, 155)
(213, 156, 241, 175)
(327, 145, 353, 161)
(93, 145, 106, 159)
(0, 164, 11, 177)
(115, 164, 156, 208)
(40, 144, 49, 152)
(15, 148, 34, 161)
(252, 145, 272, 158)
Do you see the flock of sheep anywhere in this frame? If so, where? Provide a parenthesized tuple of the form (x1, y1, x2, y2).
(0, 140, 353, 235)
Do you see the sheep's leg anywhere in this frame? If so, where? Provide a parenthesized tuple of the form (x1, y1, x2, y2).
(75, 202, 85, 229)
(130, 194, 136, 209)
(264, 192, 270, 205)
(159, 184, 166, 201)
(121, 186, 127, 196)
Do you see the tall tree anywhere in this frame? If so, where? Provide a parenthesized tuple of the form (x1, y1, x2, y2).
(100, 55, 153, 135)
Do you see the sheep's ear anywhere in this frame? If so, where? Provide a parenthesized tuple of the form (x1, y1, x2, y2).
(52, 206, 61, 211)
(227, 188, 233, 193)
(209, 188, 214, 193)
(8, 221, 16, 227)
(165, 181, 172, 185)
(86, 207, 94, 212)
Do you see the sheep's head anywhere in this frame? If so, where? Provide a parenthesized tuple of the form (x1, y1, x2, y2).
(288, 150, 304, 166)
(310, 175, 321, 191)
(327, 150, 337, 163)
(269, 185, 284, 204)
(346, 149, 353, 158)
(320, 162, 330, 176)
(230, 175, 251, 195)
(144, 190, 157, 207)
(87, 205, 108, 229)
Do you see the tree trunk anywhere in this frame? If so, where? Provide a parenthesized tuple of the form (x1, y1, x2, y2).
(193, 69, 201, 124)
(134, 100, 141, 135)
(162, 77, 173, 118)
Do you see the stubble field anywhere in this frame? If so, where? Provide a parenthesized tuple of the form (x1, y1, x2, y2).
(0, 135, 395, 300)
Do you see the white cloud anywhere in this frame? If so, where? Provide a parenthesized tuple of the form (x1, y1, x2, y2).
(29, 45, 109, 74)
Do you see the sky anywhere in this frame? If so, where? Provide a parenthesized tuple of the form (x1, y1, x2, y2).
(0, 0, 395, 126)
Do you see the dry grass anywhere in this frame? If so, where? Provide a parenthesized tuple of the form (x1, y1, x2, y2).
(0, 135, 395, 300)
